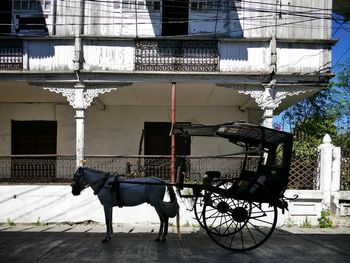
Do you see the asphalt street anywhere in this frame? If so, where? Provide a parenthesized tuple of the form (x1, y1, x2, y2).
(0, 224, 349, 263)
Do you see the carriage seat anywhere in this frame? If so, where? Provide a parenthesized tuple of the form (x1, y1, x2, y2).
(202, 171, 221, 185)
(236, 166, 289, 202)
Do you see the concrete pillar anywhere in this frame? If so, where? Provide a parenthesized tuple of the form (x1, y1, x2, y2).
(74, 84, 86, 168)
(318, 134, 341, 213)
(75, 109, 85, 168)
(262, 107, 274, 128)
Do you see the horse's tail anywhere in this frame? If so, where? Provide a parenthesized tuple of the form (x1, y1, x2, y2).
(167, 186, 181, 239)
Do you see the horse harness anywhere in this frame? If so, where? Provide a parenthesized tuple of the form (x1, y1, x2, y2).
(90, 172, 122, 207)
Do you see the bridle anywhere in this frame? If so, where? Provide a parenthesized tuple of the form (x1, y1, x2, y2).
(71, 167, 89, 195)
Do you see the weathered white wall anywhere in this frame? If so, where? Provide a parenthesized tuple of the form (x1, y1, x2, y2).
(1, 185, 347, 227)
(219, 41, 270, 73)
(242, 0, 332, 40)
(277, 43, 332, 74)
(0, 103, 247, 156)
(0, 185, 192, 225)
(83, 40, 135, 71)
(15, 0, 331, 39)
(23, 39, 330, 74)
(0, 184, 316, 226)
(26, 40, 75, 71)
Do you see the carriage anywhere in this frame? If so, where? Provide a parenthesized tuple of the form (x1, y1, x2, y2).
(72, 121, 294, 251)
(171, 121, 293, 251)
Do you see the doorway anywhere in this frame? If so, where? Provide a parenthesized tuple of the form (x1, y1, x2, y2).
(11, 121, 57, 182)
(162, 0, 189, 36)
(0, 0, 12, 34)
(144, 122, 190, 178)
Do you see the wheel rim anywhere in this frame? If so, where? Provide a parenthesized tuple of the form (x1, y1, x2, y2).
(203, 192, 278, 251)
(193, 181, 229, 228)
(193, 195, 206, 228)
(203, 191, 251, 236)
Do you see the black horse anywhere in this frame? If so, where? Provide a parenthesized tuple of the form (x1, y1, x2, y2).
(71, 167, 179, 242)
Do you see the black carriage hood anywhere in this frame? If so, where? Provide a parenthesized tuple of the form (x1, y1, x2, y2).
(172, 121, 293, 147)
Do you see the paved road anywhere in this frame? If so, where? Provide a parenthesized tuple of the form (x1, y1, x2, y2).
(0, 224, 350, 263)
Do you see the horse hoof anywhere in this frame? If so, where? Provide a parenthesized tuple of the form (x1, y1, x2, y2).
(160, 238, 167, 242)
(101, 237, 111, 243)
(154, 237, 161, 242)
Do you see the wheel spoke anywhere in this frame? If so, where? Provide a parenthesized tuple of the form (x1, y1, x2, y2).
(245, 223, 258, 245)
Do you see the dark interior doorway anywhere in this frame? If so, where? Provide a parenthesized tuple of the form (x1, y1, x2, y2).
(144, 122, 190, 178)
(144, 122, 190, 155)
(0, 0, 12, 34)
(12, 121, 57, 155)
(162, 0, 189, 36)
(11, 121, 57, 182)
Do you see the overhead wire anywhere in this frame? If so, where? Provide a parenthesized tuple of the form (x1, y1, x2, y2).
(0, 0, 342, 42)
(0, 5, 332, 31)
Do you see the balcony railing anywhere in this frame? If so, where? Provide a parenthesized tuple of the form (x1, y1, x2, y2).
(135, 39, 218, 72)
(0, 40, 23, 70)
(0, 155, 319, 189)
(0, 155, 256, 184)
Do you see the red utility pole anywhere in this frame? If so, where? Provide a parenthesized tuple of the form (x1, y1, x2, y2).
(171, 82, 176, 183)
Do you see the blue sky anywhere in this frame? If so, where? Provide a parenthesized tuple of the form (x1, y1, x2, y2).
(273, 17, 350, 131)
(332, 19, 350, 72)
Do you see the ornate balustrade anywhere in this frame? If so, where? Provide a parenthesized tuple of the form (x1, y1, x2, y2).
(0, 40, 23, 70)
(135, 39, 218, 72)
(0, 155, 319, 189)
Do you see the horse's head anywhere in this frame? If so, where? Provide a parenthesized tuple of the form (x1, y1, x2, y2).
(71, 167, 88, 196)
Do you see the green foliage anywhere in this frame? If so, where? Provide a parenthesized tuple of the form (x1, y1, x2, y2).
(292, 115, 338, 159)
(334, 131, 350, 157)
(301, 216, 312, 228)
(284, 217, 296, 228)
(7, 218, 16, 226)
(318, 210, 333, 228)
(183, 221, 190, 227)
(35, 217, 41, 226)
(282, 60, 350, 158)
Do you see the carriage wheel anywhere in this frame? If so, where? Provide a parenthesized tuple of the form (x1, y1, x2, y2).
(193, 195, 206, 228)
(193, 180, 230, 228)
(202, 187, 278, 251)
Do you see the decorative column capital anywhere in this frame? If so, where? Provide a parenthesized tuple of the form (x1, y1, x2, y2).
(40, 83, 123, 109)
(237, 85, 316, 111)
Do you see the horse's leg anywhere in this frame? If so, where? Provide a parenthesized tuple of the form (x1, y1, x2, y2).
(161, 217, 169, 242)
(154, 206, 164, 242)
(102, 205, 113, 243)
(110, 207, 113, 236)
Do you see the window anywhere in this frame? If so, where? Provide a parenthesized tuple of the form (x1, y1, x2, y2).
(122, 0, 133, 10)
(18, 16, 47, 31)
(191, 0, 218, 11)
(120, 0, 160, 11)
(14, 0, 52, 11)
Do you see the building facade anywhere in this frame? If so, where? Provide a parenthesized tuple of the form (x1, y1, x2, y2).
(0, 0, 337, 224)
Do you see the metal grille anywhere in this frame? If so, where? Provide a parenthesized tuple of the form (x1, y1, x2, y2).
(0, 155, 319, 187)
(340, 157, 350, 191)
(288, 158, 319, 190)
(0, 155, 75, 184)
(0, 40, 23, 70)
(135, 39, 218, 72)
(0, 155, 259, 184)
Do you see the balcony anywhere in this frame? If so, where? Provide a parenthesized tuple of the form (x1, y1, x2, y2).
(135, 39, 218, 72)
(0, 40, 23, 70)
